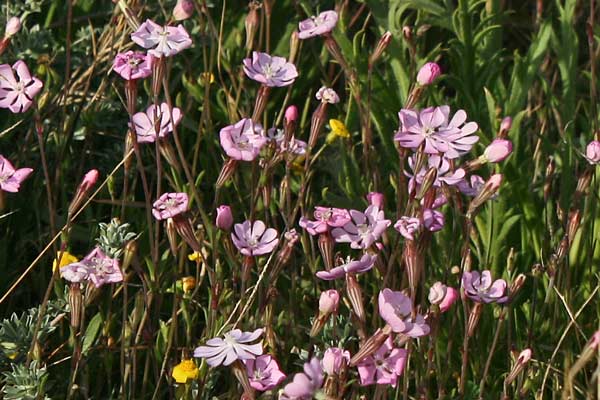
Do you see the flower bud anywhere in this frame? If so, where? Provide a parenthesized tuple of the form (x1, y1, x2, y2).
(366, 192, 384, 208)
(423, 208, 444, 232)
(322, 347, 350, 376)
(439, 287, 459, 312)
(467, 174, 503, 217)
(215, 205, 233, 231)
(585, 140, 600, 164)
(428, 281, 447, 305)
(182, 276, 196, 293)
(402, 26, 412, 41)
(416, 62, 441, 86)
(508, 273, 526, 302)
(285, 105, 298, 124)
(172, 0, 194, 21)
(369, 31, 392, 67)
(499, 116, 512, 135)
(68, 169, 100, 216)
(483, 139, 513, 163)
(505, 348, 532, 384)
(245, 1, 261, 51)
(4, 17, 21, 38)
(318, 289, 339, 314)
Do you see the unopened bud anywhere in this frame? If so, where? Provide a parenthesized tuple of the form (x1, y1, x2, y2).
(369, 31, 392, 67)
(68, 169, 100, 216)
(366, 192, 384, 208)
(172, 0, 194, 21)
(508, 274, 526, 302)
(505, 348, 532, 384)
(122, 240, 137, 273)
(5, 17, 21, 38)
(216, 205, 233, 231)
(467, 302, 484, 337)
(415, 167, 438, 200)
(346, 274, 365, 323)
(245, 1, 261, 51)
(416, 62, 441, 86)
(567, 209, 581, 244)
(499, 116, 512, 137)
(483, 139, 513, 163)
(467, 174, 502, 217)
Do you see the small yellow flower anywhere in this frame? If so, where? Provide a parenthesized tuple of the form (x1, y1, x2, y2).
(52, 251, 78, 272)
(182, 276, 196, 293)
(198, 72, 215, 86)
(172, 359, 199, 383)
(327, 119, 350, 144)
(188, 251, 202, 262)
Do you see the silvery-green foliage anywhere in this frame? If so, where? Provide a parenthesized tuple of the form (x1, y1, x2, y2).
(2, 361, 50, 400)
(96, 218, 137, 259)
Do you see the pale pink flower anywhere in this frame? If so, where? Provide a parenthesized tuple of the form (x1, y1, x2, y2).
(394, 216, 420, 240)
(60, 262, 91, 284)
(281, 357, 324, 399)
(322, 347, 350, 375)
(215, 205, 233, 230)
(437, 109, 480, 158)
(423, 208, 444, 232)
(458, 175, 486, 197)
(585, 140, 600, 164)
(316, 253, 377, 280)
(316, 86, 339, 104)
(0, 61, 43, 113)
(298, 10, 338, 39)
(219, 118, 266, 161)
(319, 289, 340, 314)
(172, 0, 194, 21)
(299, 206, 351, 236)
(132, 103, 182, 143)
(406, 154, 465, 192)
(112, 51, 152, 80)
(378, 288, 430, 337)
(462, 270, 508, 304)
(131, 19, 192, 57)
(356, 338, 407, 387)
(331, 205, 391, 249)
(152, 192, 188, 220)
(194, 328, 263, 367)
(0, 155, 32, 193)
(62, 247, 122, 288)
(244, 354, 286, 392)
(266, 128, 307, 155)
(243, 52, 298, 87)
(231, 220, 279, 256)
(428, 282, 447, 305)
(366, 191, 384, 208)
(483, 139, 513, 163)
(5, 17, 21, 37)
(416, 62, 441, 86)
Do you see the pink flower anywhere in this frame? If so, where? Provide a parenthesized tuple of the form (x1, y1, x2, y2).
(428, 282, 447, 304)
(231, 220, 279, 256)
(62, 247, 123, 288)
(356, 338, 407, 387)
(316, 86, 339, 104)
(112, 51, 152, 80)
(483, 139, 513, 163)
(152, 192, 188, 220)
(378, 288, 430, 337)
(281, 357, 324, 399)
(394, 216, 420, 240)
(131, 19, 192, 57)
(5, 17, 21, 37)
(299, 206, 351, 236)
(298, 10, 338, 39)
(219, 118, 266, 161)
(319, 289, 340, 314)
(457, 175, 486, 197)
(423, 208, 444, 232)
(322, 347, 350, 375)
(244, 354, 286, 392)
(0, 61, 43, 113)
(416, 62, 441, 86)
(437, 109, 480, 158)
(440, 287, 459, 312)
(585, 140, 600, 164)
(243, 52, 298, 87)
(316, 253, 377, 280)
(406, 154, 465, 192)
(462, 270, 508, 304)
(172, 0, 194, 21)
(366, 191, 384, 208)
(0, 155, 32, 193)
(215, 205, 233, 230)
(331, 205, 391, 249)
(193, 328, 263, 367)
(132, 103, 182, 143)
(266, 128, 307, 155)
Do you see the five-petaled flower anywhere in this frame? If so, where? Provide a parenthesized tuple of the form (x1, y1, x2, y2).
(331, 205, 391, 249)
(356, 337, 407, 387)
(298, 10, 338, 39)
(281, 357, 324, 399)
(231, 220, 279, 256)
(316, 86, 339, 104)
(299, 206, 351, 236)
(406, 154, 465, 193)
(132, 103, 182, 143)
(394, 216, 421, 240)
(243, 354, 286, 392)
(243, 52, 298, 87)
(152, 192, 189, 220)
(112, 51, 153, 80)
(61, 247, 123, 288)
(220, 118, 267, 161)
(378, 288, 430, 337)
(0, 155, 32, 193)
(462, 270, 508, 304)
(131, 19, 192, 58)
(193, 328, 263, 367)
(316, 253, 377, 280)
(171, 359, 198, 384)
(0, 61, 43, 113)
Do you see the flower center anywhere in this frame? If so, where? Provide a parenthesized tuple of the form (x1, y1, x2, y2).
(356, 223, 370, 237)
(247, 236, 259, 247)
(223, 333, 237, 346)
(423, 126, 435, 137)
(262, 63, 274, 79)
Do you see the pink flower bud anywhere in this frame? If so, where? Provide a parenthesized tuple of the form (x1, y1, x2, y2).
(483, 139, 513, 163)
(215, 205, 233, 231)
(5, 17, 21, 37)
(586, 140, 600, 164)
(517, 348, 532, 365)
(322, 347, 350, 376)
(428, 282, 447, 305)
(439, 287, 458, 312)
(366, 191, 384, 208)
(285, 105, 298, 124)
(81, 169, 99, 192)
(416, 62, 441, 86)
(318, 289, 339, 314)
(488, 174, 503, 191)
(590, 330, 600, 349)
(500, 116, 512, 132)
(173, 0, 194, 20)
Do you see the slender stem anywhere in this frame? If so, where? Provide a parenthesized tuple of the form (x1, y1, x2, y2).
(478, 308, 506, 397)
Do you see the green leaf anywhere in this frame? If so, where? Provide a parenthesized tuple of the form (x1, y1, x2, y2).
(82, 313, 103, 355)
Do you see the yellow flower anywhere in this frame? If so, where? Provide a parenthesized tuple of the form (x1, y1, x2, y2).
(327, 119, 350, 144)
(172, 359, 198, 383)
(198, 72, 215, 86)
(182, 276, 196, 293)
(52, 251, 78, 272)
(188, 251, 202, 262)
